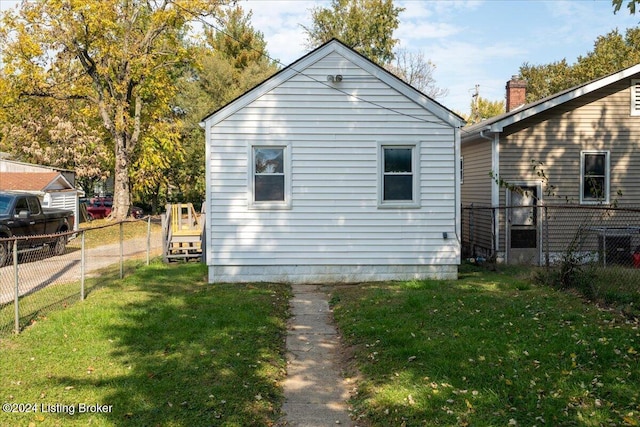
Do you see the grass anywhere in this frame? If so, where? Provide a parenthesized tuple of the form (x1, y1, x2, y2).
(1, 279, 90, 335)
(69, 218, 162, 249)
(535, 261, 640, 319)
(1, 219, 163, 336)
(330, 263, 640, 426)
(3, 260, 640, 426)
(565, 265, 640, 315)
(0, 261, 149, 336)
(0, 261, 291, 427)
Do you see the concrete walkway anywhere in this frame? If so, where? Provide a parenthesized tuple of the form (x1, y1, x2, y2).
(278, 284, 355, 426)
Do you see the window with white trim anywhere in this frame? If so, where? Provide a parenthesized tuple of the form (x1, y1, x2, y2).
(580, 150, 609, 204)
(249, 144, 291, 209)
(378, 144, 419, 208)
(631, 79, 640, 116)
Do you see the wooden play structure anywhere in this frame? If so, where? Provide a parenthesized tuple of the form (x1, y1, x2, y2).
(162, 203, 204, 262)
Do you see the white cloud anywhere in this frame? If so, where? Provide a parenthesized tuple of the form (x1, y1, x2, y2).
(398, 21, 462, 42)
(242, 0, 322, 64)
(398, 0, 434, 20)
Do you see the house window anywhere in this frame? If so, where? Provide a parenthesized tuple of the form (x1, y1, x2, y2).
(631, 79, 640, 116)
(580, 151, 609, 204)
(250, 144, 291, 209)
(378, 144, 419, 208)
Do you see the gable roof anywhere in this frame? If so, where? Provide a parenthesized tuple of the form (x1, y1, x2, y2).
(201, 38, 465, 128)
(0, 172, 74, 192)
(463, 62, 640, 140)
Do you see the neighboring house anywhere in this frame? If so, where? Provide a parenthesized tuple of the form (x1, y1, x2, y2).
(0, 155, 76, 187)
(462, 65, 640, 265)
(0, 159, 80, 231)
(201, 39, 465, 284)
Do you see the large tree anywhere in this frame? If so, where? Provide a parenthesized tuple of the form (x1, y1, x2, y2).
(302, 0, 403, 65)
(465, 95, 505, 126)
(519, 59, 575, 103)
(573, 28, 640, 80)
(0, 96, 112, 195)
(0, 0, 230, 220)
(519, 28, 640, 103)
(384, 48, 448, 99)
(613, 0, 640, 13)
(168, 5, 279, 209)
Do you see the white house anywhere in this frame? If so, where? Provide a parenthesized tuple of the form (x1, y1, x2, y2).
(201, 39, 465, 284)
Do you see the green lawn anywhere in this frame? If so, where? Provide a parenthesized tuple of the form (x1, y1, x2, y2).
(330, 264, 640, 426)
(1, 261, 291, 427)
(69, 218, 163, 249)
(2, 261, 639, 427)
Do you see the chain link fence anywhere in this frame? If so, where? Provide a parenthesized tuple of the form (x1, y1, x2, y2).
(0, 218, 163, 336)
(462, 204, 640, 307)
(462, 204, 640, 264)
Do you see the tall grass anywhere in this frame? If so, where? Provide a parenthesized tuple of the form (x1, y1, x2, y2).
(538, 263, 640, 318)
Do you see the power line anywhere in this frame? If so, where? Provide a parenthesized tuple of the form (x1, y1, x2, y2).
(183, 5, 462, 127)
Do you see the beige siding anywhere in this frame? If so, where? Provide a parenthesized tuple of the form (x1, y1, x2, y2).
(461, 139, 494, 255)
(461, 139, 492, 206)
(497, 77, 640, 255)
(499, 78, 640, 206)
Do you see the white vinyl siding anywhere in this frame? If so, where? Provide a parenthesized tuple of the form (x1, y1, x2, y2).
(204, 46, 460, 281)
(209, 138, 456, 266)
(631, 79, 640, 116)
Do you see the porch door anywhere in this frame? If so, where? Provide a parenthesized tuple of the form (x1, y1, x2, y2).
(508, 186, 540, 265)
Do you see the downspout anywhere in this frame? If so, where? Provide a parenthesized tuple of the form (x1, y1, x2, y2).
(479, 128, 501, 260)
(454, 125, 462, 266)
(199, 120, 213, 282)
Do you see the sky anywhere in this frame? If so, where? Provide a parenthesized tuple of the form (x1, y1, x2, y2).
(239, 0, 640, 115)
(1, 0, 639, 115)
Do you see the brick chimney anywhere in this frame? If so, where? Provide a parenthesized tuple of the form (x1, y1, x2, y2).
(506, 76, 527, 112)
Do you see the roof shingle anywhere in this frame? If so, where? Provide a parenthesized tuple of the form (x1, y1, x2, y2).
(0, 172, 60, 191)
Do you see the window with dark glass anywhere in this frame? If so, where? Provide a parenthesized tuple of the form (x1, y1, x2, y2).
(254, 147, 285, 202)
(383, 147, 413, 201)
(582, 152, 607, 202)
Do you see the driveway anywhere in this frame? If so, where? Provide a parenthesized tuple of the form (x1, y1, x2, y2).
(0, 233, 163, 305)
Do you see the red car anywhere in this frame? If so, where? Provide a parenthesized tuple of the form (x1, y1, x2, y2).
(84, 198, 144, 220)
(86, 198, 112, 220)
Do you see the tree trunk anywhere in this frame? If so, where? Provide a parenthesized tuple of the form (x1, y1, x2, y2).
(110, 134, 131, 221)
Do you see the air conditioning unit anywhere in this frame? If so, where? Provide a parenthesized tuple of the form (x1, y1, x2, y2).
(598, 234, 632, 266)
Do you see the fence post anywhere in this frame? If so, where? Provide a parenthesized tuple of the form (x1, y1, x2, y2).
(13, 239, 19, 334)
(469, 203, 475, 257)
(491, 207, 496, 257)
(120, 222, 124, 279)
(544, 206, 550, 271)
(146, 216, 151, 266)
(81, 231, 86, 301)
